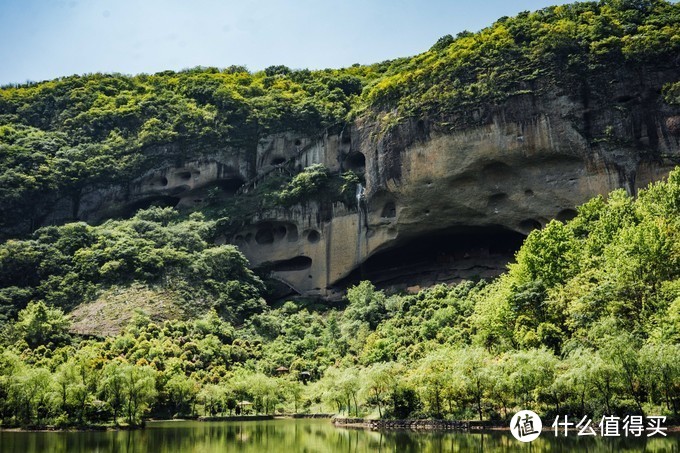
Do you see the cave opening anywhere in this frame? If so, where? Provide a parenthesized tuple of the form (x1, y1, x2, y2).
(273, 225, 287, 240)
(381, 202, 397, 218)
(519, 219, 542, 232)
(255, 226, 275, 244)
(287, 225, 299, 242)
(215, 178, 245, 195)
(334, 226, 526, 291)
(148, 176, 168, 187)
(344, 152, 366, 173)
(253, 222, 297, 245)
(306, 230, 320, 243)
(556, 208, 578, 222)
(416, 119, 427, 140)
(262, 256, 313, 272)
(488, 193, 508, 207)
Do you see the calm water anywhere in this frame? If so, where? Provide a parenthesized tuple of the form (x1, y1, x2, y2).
(0, 419, 678, 453)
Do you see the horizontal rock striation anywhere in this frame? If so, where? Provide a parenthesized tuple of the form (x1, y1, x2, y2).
(28, 69, 680, 297)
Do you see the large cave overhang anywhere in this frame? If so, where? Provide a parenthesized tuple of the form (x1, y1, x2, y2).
(334, 225, 526, 291)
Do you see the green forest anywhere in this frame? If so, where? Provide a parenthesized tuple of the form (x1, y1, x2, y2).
(1, 169, 680, 427)
(0, 0, 679, 429)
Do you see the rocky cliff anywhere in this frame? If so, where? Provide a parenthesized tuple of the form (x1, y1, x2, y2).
(38, 67, 678, 297)
(3, 2, 680, 298)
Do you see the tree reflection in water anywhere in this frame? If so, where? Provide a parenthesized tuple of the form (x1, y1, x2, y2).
(0, 419, 677, 453)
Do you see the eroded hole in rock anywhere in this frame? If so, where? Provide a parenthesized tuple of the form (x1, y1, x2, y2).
(615, 95, 634, 103)
(214, 177, 245, 195)
(335, 226, 526, 290)
(556, 208, 578, 222)
(482, 161, 513, 178)
(294, 139, 302, 146)
(245, 233, 253, 243)
(273, 225, 287, 240)
(344, 152, 366, 173)
(524, 189, 534, 197)
(122, 196, 180, 218)
(267, 256, 312, 272)
(234, 235, 246, 246)
(519, 219, 542, 232)
(167, 186, 191, 198)
(178, 171, 192, 181)
(271, 156, 286, 166)
(253, 222, 296, 245)
(149, 176, 168, 187)
(306, 230, 320, 243)
(287, 225, 299, 242)
(488, 193, 508, 206)
(255, 226, 275, 245)
(381, 202, 397, 218)
(416, 119, 426, 134)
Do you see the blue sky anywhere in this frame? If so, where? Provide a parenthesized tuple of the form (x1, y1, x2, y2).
(1, 0, 576, 85)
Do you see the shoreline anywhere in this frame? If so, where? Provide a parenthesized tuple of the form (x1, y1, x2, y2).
(2, 416, 678, 433)
(0, 414, 335, 432)
(332, 417, 489, 431)
(332, 417, 680, 433)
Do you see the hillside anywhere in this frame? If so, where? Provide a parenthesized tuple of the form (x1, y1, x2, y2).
(1, 1, 680, 299)
(0, 0, 679, 428)
(0, 161, 679, 427)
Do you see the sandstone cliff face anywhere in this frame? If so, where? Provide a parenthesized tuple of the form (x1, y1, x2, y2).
(42, 71, 680, 297)
(234, 68, 680, 296)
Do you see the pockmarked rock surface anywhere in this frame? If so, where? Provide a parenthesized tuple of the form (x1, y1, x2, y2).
(34, 72, 680, 297)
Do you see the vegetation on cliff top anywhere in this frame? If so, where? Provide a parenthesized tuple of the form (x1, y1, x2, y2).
(1, 0, 679, 235)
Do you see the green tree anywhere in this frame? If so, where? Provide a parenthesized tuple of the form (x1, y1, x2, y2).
(101, 361, 127, 425)
(165, 373, 198, 416)
(11, 367, 53, 425)
(122, 364, 156, 425)
(16, 301, 70, 348)
(452, 347, 492, 421)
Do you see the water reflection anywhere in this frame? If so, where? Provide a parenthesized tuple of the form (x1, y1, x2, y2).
(0, 419, 677, 453)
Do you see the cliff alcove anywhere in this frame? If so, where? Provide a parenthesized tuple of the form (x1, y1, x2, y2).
(335, 226, 526, 291)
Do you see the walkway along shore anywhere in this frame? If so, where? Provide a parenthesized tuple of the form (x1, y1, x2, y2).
(332, 417, 492, 431)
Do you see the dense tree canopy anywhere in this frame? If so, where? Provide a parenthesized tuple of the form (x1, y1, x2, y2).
(0, 207, 265, 324)
(1, 168, 680, 427)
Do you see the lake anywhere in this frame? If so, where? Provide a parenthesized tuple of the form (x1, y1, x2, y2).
(0, 419, 677, 452)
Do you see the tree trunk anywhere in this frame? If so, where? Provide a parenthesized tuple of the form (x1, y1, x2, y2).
(477, 393, 483, 421)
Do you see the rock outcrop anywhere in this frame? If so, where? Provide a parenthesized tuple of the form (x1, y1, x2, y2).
(40, 70, 680, 297)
